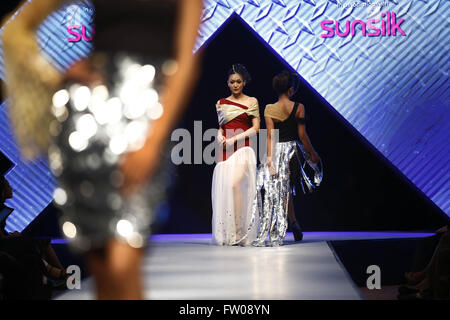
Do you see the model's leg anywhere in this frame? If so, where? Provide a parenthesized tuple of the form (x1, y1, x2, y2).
(287, 196, 296, 224)
(252, 171, 273, 246)
(288, 196, 303, 241)
(87, 240, 144, 300)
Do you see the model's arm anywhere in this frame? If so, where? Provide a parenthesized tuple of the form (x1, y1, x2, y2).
(265, 116, 274, 159)
(296, 104, 319, 163)
(216, 100, 226, 145)
(121, 0, 202, 195)
(226, 117, 260, 146)
(2, 0, 65, 86)
(265, 116, 277, 175)
(217, 126, 225, 145)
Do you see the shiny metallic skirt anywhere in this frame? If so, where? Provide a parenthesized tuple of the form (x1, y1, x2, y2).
(48, 53, 172, 252)
(251, 141, 323, 247)
(251, 141, 296, 246)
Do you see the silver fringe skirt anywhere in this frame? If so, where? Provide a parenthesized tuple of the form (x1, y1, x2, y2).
(251, 141, 323, 247)
(252, 141, 297, 246)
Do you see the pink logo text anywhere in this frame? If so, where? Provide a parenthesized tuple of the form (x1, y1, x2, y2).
(67, 25, 95, 42)
(320, 12, 406, 38)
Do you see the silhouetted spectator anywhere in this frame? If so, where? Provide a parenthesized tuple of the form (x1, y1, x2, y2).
(0, 176, 67, 299)
(398, 225, 450, 300)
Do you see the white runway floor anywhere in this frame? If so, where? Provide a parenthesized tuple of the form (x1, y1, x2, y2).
(55, 232, 433, 300)
(55, 233, 368, 300)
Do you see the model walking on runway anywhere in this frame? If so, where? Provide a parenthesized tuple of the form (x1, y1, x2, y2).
(253, 71, 321, 247)
(211, 64, 260, 246)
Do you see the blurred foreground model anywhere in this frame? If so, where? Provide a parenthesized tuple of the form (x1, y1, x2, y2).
(2, 0, 202, 299)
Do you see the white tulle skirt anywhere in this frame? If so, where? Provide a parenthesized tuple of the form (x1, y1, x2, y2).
(211, 146, 259, 246)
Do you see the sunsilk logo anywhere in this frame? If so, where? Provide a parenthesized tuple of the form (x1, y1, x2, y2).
(320, 12, 406, 37)
(67, 25, 95, 42)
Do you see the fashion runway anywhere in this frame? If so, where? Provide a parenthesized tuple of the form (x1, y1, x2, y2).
(54, 232, 433, 300)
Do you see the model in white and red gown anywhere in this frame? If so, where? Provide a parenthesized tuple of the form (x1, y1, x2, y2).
(211, 98, 260, 246)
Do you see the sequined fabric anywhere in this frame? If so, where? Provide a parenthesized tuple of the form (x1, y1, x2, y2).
(48, 54, 172, 252)
(248, 140, 323, 246)
(294, 142, 323, 194)
(251, 141, 297, 247)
